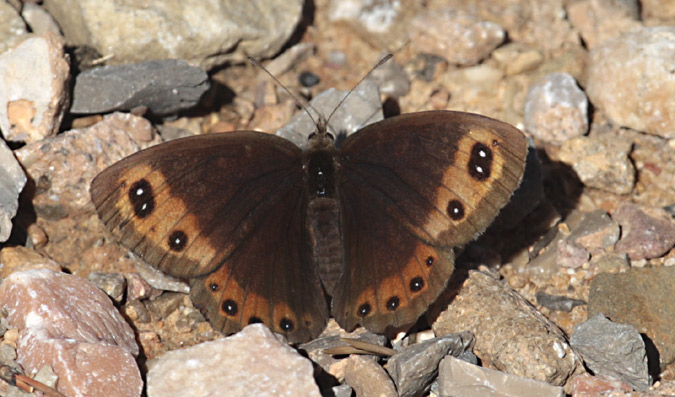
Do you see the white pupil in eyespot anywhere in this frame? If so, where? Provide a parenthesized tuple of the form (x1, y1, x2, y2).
(475, 166, 483, 174)
(136, 188, 144, 196)
(479, 150, 486, 158)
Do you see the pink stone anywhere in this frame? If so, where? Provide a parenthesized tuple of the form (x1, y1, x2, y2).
(0, 269, 142, 397)
(147, 324, 321, 396)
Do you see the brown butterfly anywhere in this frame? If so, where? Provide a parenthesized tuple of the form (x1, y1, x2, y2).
(90, 109, 527, 343)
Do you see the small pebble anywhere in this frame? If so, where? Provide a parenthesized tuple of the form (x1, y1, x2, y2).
(299, 71, 320, 87)
(524, 73, 589, 144)
(88, 272, 126, 303)
(536, 291, 586, 312)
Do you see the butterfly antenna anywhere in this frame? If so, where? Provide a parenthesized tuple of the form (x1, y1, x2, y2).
(324, 53, 393, 127)
(248, 57, 321, 128)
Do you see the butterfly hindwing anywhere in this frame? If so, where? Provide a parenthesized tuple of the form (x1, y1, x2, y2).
(91, 132, 328, 342)
(333, 111, 528, 333)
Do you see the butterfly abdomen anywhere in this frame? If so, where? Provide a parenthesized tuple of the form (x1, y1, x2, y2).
(306, 198, 344, 297)
(303, 143, 345, 297)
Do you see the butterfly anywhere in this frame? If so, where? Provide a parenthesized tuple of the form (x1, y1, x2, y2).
(90, 108, 527, 343)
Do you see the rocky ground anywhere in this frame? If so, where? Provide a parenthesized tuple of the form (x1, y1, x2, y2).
(0, 0, 674, 396)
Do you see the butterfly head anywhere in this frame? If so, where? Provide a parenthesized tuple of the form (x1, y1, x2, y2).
(307, 114, 336, 150)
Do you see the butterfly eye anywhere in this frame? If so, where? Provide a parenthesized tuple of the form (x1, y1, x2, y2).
(447, 200, 465, 221)
(357, 303, 372, 317)
(308, 132, 317, 140)
(468, 142, 493, 181)
(168, 230, 188, 251)
(326, 132, 335, 141)
(386, 296, 400, 311)
(279, 318, 294, 332)
(222, 299, 238, 316)
(409, 277, 425, 292)
(128, 179, 155, 218)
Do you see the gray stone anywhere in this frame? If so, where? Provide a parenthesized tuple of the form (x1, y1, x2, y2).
(524, 73, 589, 144)
(43, 0, 303, 69)
(71, 59, 210, 115)
(568, 210, 621, 254)
(146, 324, 321, 397)
(570, 314, 651, 391)
(367, 58, 410, 98)
(275, 79, 383, 149)
(0, 140, 26, 242)
(87, 272, 126, 302)
(535, 291, 586, 313)
(385, 332, 474, 397)
(439, 355, 565, 397)
(588, 266, 675, 368)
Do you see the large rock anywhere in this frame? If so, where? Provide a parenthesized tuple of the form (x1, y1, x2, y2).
(146, 324, 321, 397)
(586, 27, 675, 139)
(43, 0, 304, 68)
(0, 269, 142, 397)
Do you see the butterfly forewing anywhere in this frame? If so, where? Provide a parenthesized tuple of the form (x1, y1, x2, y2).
(90, 132, 328, 342)
(333, 111, 528, 333)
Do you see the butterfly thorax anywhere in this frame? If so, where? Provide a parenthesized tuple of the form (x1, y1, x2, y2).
(303, 132, 339, 199)
(303, 132, 344, 296)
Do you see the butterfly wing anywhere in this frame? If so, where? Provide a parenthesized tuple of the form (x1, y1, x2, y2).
(333, 111, 528, 332)
(90, 132, 328, 342)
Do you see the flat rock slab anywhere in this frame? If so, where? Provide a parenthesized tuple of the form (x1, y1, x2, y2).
(71, 59, 210, 115)
(439, 355, 565, 397)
